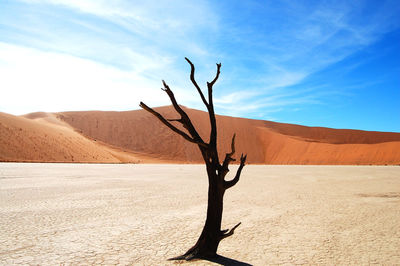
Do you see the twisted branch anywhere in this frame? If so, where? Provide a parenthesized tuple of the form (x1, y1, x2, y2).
(185, 57, 209, 108)
(160, 80, 206, 146)
(139, 102, 207, 148)
(221, 134, 236, 173)
(224, 153, 247, 189)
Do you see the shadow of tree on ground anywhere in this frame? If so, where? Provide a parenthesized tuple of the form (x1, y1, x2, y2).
(203, 254, 252, 266)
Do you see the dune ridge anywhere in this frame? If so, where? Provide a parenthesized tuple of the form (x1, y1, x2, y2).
(1, 106, 399, 164)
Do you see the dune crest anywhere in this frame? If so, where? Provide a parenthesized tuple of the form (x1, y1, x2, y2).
(1, 106, 399, 164)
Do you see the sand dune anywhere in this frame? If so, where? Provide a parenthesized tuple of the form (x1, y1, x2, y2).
(57, 106, 400, 165)
(0, 112, 156, 163)
(1, 106, 399, 164)
(257, 127, 400, 164)
(262, 120, 400, 144)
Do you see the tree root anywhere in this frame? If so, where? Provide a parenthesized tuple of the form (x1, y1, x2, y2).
(168, 222, 242, 261)
(168, 247, 203, 261)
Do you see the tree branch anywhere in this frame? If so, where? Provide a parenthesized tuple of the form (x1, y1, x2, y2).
(206, 63, 221, 148)
(139, 102, 207, 148)
(221, 134, 236, 170)
(185, 57, 209, 108)
(224, 153, 247, 189)
(162, 80, 186, 117)
(220, 222, 241, 240)
(206, 62, 221, 107)
(161, 80, 206, 146)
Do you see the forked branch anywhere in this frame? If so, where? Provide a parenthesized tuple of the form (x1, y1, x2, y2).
(184, 58, 221, 149)
(224, 153, 247, 189)
(160, 80, 206, 146)
(221, 134, 236, 171)
(139, 102, 207, 148)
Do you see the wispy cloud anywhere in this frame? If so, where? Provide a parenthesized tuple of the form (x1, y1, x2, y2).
(0, 0, 399, 130)
(209, 0, 400, 118)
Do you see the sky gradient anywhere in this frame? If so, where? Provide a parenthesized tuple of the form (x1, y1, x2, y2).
(1, 0, 399, 132)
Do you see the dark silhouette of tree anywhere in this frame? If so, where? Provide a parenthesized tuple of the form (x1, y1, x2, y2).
(139, 58, 247, 260)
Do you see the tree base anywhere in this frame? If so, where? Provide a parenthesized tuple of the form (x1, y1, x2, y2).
(168, 222, 242, 261)
(168, 245, 218, 261)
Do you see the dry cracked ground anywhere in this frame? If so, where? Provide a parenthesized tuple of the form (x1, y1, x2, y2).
(0, 163, 399, 265)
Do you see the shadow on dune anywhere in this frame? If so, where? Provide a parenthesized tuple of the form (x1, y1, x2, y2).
(203, 255, 252, 266)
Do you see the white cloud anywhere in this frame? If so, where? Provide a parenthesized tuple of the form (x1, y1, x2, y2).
(0, 42, 173, 114)
(2, 0, 399, 122)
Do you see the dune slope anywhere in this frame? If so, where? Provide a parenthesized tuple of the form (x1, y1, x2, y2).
(55, 106, 400, 165)
(0, 112, 146, 163)
(1, 107, 399, 164)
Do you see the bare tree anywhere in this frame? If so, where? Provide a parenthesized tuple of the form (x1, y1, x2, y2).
(139, 58, 247, 260)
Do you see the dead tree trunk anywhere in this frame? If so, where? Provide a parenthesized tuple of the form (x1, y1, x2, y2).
(139, 57, 246, 260)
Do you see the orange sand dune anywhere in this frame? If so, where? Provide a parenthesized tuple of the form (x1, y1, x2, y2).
(1, 107, 399, 164)
(0, 112, 159, 163)
(55, 106, 400, 165)
(262, 120, 400, 144)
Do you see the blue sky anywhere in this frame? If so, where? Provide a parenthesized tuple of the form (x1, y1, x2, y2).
(0, 0, 399, 132)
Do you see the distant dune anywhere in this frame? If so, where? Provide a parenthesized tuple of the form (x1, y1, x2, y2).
(1, 106, 399, 164)
(0, 112, 159, 163)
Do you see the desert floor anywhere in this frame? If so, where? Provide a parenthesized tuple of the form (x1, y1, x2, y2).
(0, 163, 399, 265)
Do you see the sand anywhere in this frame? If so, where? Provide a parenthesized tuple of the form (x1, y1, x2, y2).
(3, 106, 400, 164)
(1, 163, 399, 265)
(57, 106, 400, 165)
(0, 112, 164, 163)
